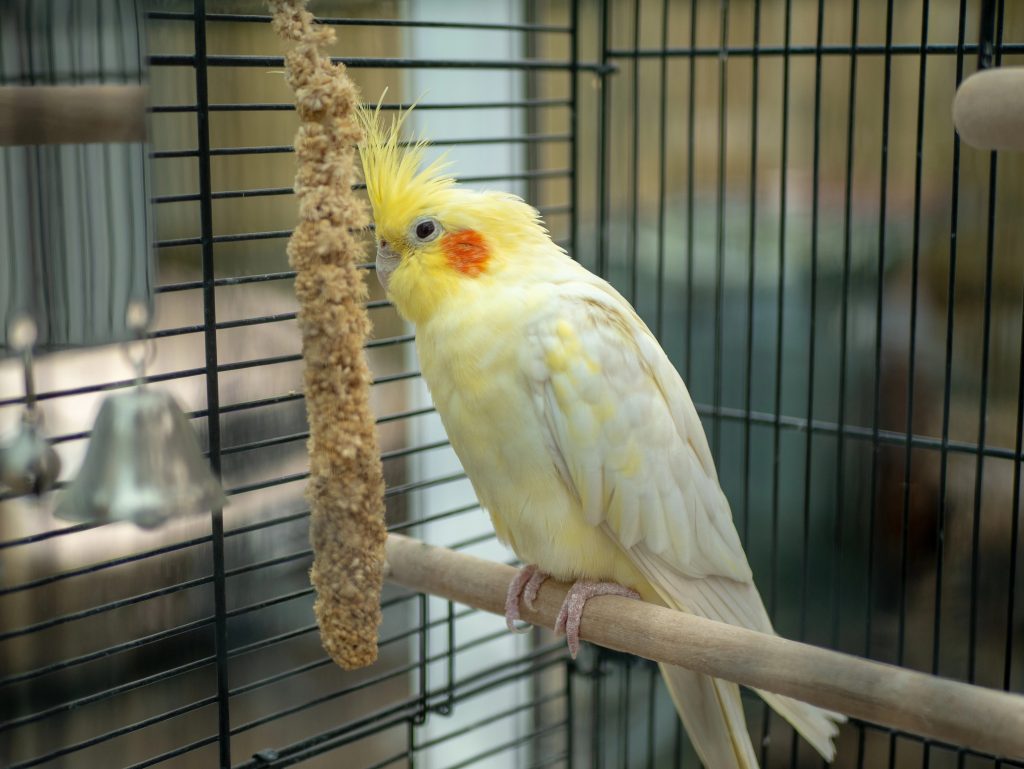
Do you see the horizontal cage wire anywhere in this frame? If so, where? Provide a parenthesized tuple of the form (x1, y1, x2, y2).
(0, 1, 1021, 769)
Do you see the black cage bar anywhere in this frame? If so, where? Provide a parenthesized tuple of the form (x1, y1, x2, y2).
(1, 1, 1022, 768)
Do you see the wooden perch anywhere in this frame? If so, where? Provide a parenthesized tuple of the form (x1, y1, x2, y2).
(953, 67, 1024, 151)
(385, 533, 1024, 760)
(0, 85, 147, 146)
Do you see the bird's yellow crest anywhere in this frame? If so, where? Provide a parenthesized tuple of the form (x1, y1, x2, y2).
(356, 98, 453, 238)
(355, 95, 564, 324)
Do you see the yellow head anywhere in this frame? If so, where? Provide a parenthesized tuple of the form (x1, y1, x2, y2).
(357, 102, 557, 325)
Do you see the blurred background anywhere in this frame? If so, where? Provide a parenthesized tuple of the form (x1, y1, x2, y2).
(1, 0, 1022, 767)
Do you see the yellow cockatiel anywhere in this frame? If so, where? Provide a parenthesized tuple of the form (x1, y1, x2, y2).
(357, 106, 844, 769)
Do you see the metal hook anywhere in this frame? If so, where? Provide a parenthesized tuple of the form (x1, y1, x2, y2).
(978, 0, 998, 71)
(121, 299, 156, 387)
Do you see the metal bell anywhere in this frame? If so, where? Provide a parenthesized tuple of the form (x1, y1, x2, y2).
(0, 314, 60, 496)
(55, 388, 226, 529)
(0, 411, 61, 495)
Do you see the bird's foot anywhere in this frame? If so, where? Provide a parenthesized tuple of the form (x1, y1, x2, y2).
(555, 580, 641, 659)
(505, 564, 550, 633)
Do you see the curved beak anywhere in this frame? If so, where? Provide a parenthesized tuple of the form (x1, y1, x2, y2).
(376, 241, 400, 294)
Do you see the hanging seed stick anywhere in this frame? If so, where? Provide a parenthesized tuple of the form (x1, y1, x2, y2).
(269, 0, 386, 669)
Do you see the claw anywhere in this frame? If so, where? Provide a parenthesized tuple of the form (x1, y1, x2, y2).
(505, 564, 549, 633)
(554, 579, 641, 659)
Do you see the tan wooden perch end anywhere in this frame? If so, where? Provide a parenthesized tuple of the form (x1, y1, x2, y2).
(385, 533, 1024, 761)
(953, 67, 1024, 152)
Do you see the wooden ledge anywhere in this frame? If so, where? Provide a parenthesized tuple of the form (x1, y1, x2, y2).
(0, 85, 147, 146)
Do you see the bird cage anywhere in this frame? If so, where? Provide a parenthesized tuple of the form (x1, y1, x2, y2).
(1, 1, 1023, 768)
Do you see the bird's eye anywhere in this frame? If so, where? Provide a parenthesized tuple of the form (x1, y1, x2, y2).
(412, 217, 441, 243)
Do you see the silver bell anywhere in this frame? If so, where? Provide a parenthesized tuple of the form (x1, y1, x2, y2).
(0, 411, 61, 495)
(1, 314, 60, 496)
(55, 388, 226, 529)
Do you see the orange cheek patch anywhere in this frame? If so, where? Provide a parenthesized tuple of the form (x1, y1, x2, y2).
(442, 230, 490, 277)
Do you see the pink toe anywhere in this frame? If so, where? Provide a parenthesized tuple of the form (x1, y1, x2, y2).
(554, 602, 568, 636)
(522, 570, 548, 610)
(554, 579, 641, 658)
(564, 605, 583, 658)
(505, 565, 539, 634)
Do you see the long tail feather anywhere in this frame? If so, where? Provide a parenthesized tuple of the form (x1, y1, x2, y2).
(756, 690, 846, 762)
(659, 663, 760, 769)
(633, 558, 845, 763)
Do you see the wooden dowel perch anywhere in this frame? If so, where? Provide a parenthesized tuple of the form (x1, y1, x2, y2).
(386, 534, 1024, 761)
(953, 67, 1024, 151)
(270, 0, 387, 669)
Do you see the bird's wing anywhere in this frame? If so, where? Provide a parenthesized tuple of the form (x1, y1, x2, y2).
(522, 278, 771, 631)
(525, 278, 845, 760)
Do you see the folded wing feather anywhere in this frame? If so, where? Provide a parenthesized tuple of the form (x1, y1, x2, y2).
(524, 279, 755, 588)
(522, 275, 844, 764)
